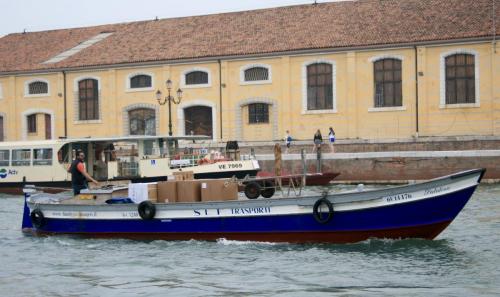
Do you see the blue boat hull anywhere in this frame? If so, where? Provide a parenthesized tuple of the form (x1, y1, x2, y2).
(27, 185, 477, 243)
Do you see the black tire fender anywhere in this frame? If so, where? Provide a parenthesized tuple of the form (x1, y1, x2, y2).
(261, 180, 275, 198)
(312, 198, 334, 224)
(138, 201, 156, 220)
(244, 182, 261, 199)
(30, 209, 45, 229)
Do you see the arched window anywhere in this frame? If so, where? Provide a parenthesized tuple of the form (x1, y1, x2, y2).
(129, 108, 156, 135)
(307, 63, 333, 110)
(248, 103, 269, 124)
(373, 58, 402, 107)
(185, 71, 208, 85)
(244, 67, 269, 82)
(130, 74, 152, 89)
(28, 81, 48, 95)
(78, 79, 99, 120)
(445, 53, 475, 104)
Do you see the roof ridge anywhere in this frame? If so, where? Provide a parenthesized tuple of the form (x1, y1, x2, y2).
(1, 1, 357, 37)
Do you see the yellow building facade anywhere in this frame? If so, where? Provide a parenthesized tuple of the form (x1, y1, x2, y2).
(0, 41, 498, 142)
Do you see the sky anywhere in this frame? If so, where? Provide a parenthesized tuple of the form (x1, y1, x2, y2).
(0, 0, 340, 37)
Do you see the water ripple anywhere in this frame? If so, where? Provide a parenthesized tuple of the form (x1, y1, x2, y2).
(1, 185, 500, 296)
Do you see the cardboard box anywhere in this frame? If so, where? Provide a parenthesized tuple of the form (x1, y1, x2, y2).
(157, 180, 177, 203)
(147, 183, 158, 203)
(201, 179, 238, 202)
(173, 171, 194, 181)
(177, 180, 201, 202)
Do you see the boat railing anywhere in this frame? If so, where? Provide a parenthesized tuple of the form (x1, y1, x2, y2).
(238, 173, 306, 199)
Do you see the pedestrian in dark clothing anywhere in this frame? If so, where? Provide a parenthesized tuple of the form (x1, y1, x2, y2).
(68, 150, 98, 195)
(312, 129, 323, 153)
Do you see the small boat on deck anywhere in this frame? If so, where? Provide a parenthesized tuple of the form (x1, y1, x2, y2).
(21, 168, 485, 244)
(0, 135, 260, 194)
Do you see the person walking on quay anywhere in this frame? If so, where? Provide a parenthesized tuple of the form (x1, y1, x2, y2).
(68, 150, 98, 195)
(284, 130, 292, 153)
(328, 126, 336, 153)
(312, 129, 323, 153)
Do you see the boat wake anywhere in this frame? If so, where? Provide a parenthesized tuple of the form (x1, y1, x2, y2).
(216, 238, 280, 246)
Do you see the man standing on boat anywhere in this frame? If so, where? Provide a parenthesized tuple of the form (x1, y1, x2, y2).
(68, 150, 98, 195)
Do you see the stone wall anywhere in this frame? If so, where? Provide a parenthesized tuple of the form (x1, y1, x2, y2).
(256, 155, 500, 183)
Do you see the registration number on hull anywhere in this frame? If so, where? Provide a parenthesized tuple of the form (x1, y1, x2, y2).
(218, 163, 243, 170)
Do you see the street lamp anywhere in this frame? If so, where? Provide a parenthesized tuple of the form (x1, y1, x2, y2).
(155, 79, 183, 136)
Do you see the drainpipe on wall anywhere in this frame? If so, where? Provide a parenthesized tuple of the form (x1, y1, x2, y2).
(63, 70, 68, 138)
(414, 46, 419, 138)
(218, 59, 223, 141)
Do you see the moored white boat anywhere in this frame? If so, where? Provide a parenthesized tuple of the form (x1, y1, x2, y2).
(21, 168, 485, 244)
(0, 135, 260, 193)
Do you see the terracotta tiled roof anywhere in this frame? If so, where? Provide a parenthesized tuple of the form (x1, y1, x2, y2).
(0, 0, 498, 73)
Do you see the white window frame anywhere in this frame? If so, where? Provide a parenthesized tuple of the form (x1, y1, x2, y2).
(24, 78, 50, 98)
(122, 103, 160, 136)
(301, 59, 337, 114)
(21, 109, 55, 140)
(368, 55, 406, 112)
(180, 67, 211, 89)
(126, 72, 154, 92)
(439, 49, 480, 109)
(239, 64, 272, 85)
(177, 99, 218, 140)
(73, 76, 102, 124)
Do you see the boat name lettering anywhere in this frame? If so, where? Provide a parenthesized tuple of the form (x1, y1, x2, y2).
(424, 186, 450, 196)
(231, 207, 271, 215)
(218, 163, 243, 170)
(51, 211, 97, 217)
(385, 193, 413, 202)
(194, 209, 221, 216)
(122, 211, 139, 218)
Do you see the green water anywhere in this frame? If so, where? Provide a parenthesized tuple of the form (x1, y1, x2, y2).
(0, 184, 499, 296)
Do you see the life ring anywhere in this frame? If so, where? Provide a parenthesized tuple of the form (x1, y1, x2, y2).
(138, 201, 156, 220)
(312, 198, 334, 224)
(244, 182, 261, 199)
(30, 209, 45, 228)
(261, 180, 275, 198)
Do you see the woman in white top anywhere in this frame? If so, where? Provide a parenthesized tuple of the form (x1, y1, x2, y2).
(328, 127, 335, 153)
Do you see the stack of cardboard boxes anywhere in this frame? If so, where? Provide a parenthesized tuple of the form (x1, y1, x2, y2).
(101, 171, 238, 204)
(156, 171, 238, 203)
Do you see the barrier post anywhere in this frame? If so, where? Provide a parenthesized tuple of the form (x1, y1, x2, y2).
(301, 149, 306, 186)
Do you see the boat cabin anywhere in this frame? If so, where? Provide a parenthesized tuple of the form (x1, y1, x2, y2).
(0, 135, 219, 185)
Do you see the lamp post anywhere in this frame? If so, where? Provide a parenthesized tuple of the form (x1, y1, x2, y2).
(155, 79, 183, 136)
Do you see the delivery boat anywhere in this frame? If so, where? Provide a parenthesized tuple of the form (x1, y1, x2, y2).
(21, 168, 485, 244)
(0, 135, 260, 193)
